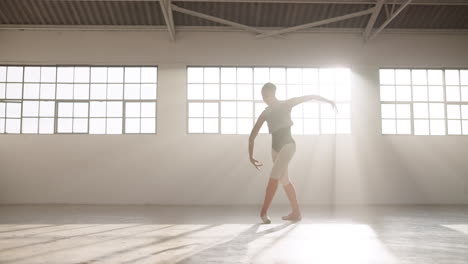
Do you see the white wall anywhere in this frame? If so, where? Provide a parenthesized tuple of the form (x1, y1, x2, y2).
(1, 29, 468, 205)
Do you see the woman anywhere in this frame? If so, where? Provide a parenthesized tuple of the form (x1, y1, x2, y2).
(248, 82, 337, 224)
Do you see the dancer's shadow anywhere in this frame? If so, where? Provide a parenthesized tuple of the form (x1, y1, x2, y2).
(175, 222, 296, 264)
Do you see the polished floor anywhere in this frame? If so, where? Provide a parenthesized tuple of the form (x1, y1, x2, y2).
(0, 205, 467, 264)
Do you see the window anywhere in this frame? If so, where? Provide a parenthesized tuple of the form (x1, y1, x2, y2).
(187, 66, 351, 135)
(0, 65, 157, 134)
(380, 68, 468, 135)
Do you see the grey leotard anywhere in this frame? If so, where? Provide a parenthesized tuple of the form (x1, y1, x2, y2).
(264, 101, 296, 152)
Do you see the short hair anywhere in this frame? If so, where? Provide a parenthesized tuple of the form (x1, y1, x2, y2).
(262, 82, 276, 95)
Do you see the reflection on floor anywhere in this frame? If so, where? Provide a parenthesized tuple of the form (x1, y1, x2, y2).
(0, 205, 467, 264)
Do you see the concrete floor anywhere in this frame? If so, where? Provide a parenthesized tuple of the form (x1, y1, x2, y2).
(0, 205, 467, 264)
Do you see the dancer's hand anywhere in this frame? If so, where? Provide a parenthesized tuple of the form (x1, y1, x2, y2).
(250, 157, 263, 170)
(330, 101, 338, 114)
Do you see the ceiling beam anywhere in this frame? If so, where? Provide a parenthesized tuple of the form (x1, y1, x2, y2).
(363, 0, 385, 41)
(159, 0, 175, 41)
(369, 0, 412, 40)
(255, 7, 375, 39)
(171, 3, 272, 36)
(30, 0, 468, 5)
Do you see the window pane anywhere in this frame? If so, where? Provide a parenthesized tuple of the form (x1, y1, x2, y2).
(91, 101, 106, 117)
(141, 67, 157, 83)
(0, 103, 5, 117)
(141, 102, 156, 118)
(39, 118, 54, 134)
(0, 119, 4, 133)
(304, 103, 319, 118)
(221, 102, 236, 117)
(74, 67, 90, 83)
(412, 86, 428, 101)
(302, 68, 318, 84)
(321, 119, 335, 134)
(237, 84, 253, 100)
(428, 70, 443, 85)
(237, 68, 253, 83)
(291, 118, 303, 134)
(463, 120, 468, 135)
(6, 103, 21, 118)
(430, 119, 445, 135)
(91, 67, 107, 83)
(40, 83, 55, 99)
(24, 67, 41, 82)
(126, 102, 140, 118)
(0, 83, 5, 99)
(304, 119, 319, 135)
(381, 104, 395, 119)
(204, 84, 219, 100)
(287, 68, 302, 84)
(336, 119, 351, 134)
(23, 101, 39, 117)
(188, 67, 203, 83)
(73, 118, 88, 133)
(125, 67, 141, 83)
(221, 84, 236, 100)
(429, 103, 444, 119)
(448, 120, 461, 135)
(22, 118, 38, 133)
(446, 86, 460, 101)
(188, 84, 203, 100)
(411, 70, 427, 85)
(395, 69, 411, 85)
(6, 119, 20, 133)
(413, 103, 428, 119)
(58, 103, 73, 117)
(445, 70, 459, 85)
(204, 118, 218, 133)
(287, 85, 302, 99)
(124, 84, 139, 99)
(7, 66, 23, 82)
(57, 84, 73, 99)
(188, 102, 203, 118)
(396, 104, 410, 119)
(221, 118, 236, 134)
(125, 118, 140, 133)
(74, 84, 89, 100)
(141, 84, 157, 99)
(397, 119, 411, 134)
(291, 105, 303, 118)
(336, 103, 351, 119)
(40, 101, 55, 117)
(108, 84, 124, 99)
(384, 120, 397, 135)
(203, 67, 219, 83)
(461, 86, 468, 102)
(0, 66, 6, 82)
(428, 86, 443, 101)
(107, 102, 123, 117)
(141, 118, 156, 133)
(58, 118, 72, 133)
(237, 118, 252, 134)
(107, 118, 122, 134)
(221, 68, 236, 83)
(379, 69, 394, 85)
(90, 118, 105, 134)
(74, 103, 89, 118)
(396, 86, 411, 101)
(447, 105, 460, 119)
(460, 70, 468, 85)
(461, 105, 468, 119)
(188, 118, 203, 133)
(57, 67, 74, 83)
(414, 120, 429, 135)
(270, 68, 286, 84)
(108, 67, 124, 83)
(6, 83, 22, 99)
(41, 67, 56, 82)
(204, 102, 218, 118)
(90, 84, 107, 99)
(23, 83, 40, 99)
(237, 102, 253, 118)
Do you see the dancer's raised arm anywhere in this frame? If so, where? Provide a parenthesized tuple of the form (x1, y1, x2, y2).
(285, 95, 337, 112)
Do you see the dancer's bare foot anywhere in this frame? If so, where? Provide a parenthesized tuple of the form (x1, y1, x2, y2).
(260, 212, 271, 224)
(282, 212, 302, 221)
